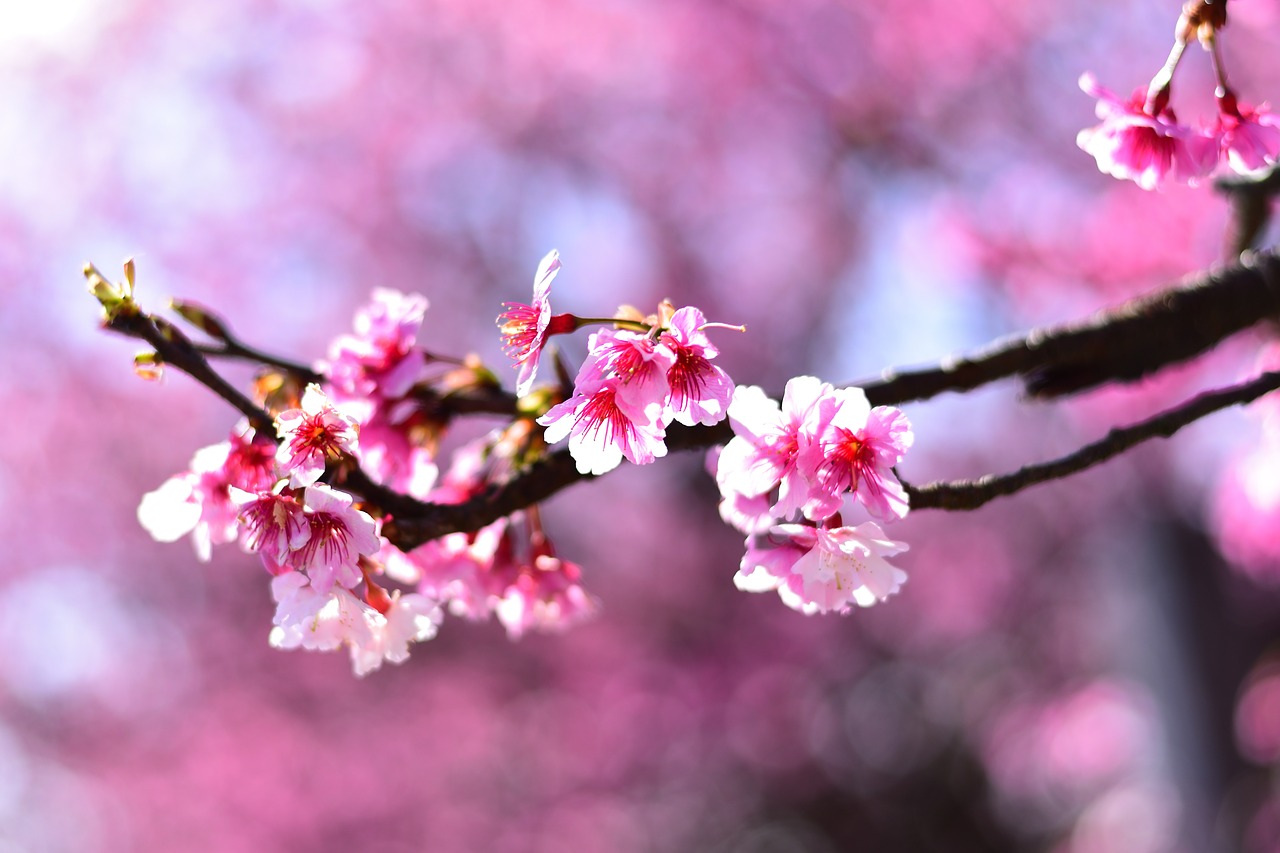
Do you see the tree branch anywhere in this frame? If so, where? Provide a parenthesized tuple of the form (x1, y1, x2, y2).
(856, 248, 1280, 405)
(100, 246, 1280, 553)
(902, 369, 1280, 511)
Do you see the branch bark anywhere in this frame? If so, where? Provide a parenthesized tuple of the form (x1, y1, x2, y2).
(903, 369, 1280, 511)
(858, 248, 1280, 405)
(100, 246, 1280, 553)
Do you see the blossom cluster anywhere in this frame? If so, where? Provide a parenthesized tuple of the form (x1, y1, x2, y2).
(1077, 74, 1280, 190)
(537, 306, 735, 475)
(1077, 18, 1280, 190)
(138, 270, 602, 675)
(138, 388, 442, 676)
(133, 250, 915, 675)
(712, 375, 914, 614)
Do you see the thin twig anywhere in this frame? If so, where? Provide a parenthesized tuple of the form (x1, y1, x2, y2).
(194, 341, 324, 385)
(104, 311, 434, 520)
(902, 369, 1280, 511)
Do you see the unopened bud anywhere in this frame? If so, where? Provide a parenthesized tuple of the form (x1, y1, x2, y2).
(150, 315, 192, 347)
(84, 259, 141, 322)
(170, 299, 232, 342)
(133, 351, 164, 381)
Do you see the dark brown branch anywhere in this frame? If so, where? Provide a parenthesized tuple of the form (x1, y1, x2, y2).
(856, 248, 1280, 405)
(903, 369, 1280, 511)
(383, 451, 591, 549)
(104, 311, 433, 520)
(194, 341, 324, 385)
(1217, 164, 1280, 258)
(100, 246, 1280, 552)
(108, 312, 277, 435)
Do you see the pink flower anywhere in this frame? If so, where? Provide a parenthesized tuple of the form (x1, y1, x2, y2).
(230, 487, 310, 573)
(136, 426, 278, 560)
(538, 375, 669, 475)
(349, 592, 442, 677)
(798, 388, 913, 522)
(319, 288, 430, 409)
(717, 481, 775, 535)
(577, 328, 677, 409)
(396, 519, 512, 621)
(1214, 99, 1280, 177)
(716, 377, 830, 521)
(498, 249, 572, 397)
(270, 571, 374, 653)
(268, 572, 440, 676)
(275, 384, 361, 487)
(660, 306, 735, 426)
(354, 408, 439, 499)
(738, 522, 908, 614)
(1076, 73, 1217, 190)
(294, 483, 382, 592)
(494, 549, 600, 640)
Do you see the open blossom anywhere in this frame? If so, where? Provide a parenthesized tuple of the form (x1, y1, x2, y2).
(577, 328, 677, 409)
(494, 550, 600, 640)
(660, 306, 735, 427)
(538, 375, 669, 475)
(275, 384, 361, 487)
(355, 408, 440, 499)
(231, 486, 310, 573)
(798, 387, 913, 522)
(349, 593, 442, 676)
(319, 288, 430, 409)
(716, 377, 830, 522)
(137, 426, 277, 560)
(1214, 99, 1280, 177)
(498, 249, 573, 397)
(1076, 73, 1217, 190)
(738, 522, 908, 614)
(294, 483, 382, 592)
(268, 572, 441, 677)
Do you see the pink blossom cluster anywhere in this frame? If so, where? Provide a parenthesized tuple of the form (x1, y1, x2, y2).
(317, 288, 440, 498)
(1078, 72, 1280, 191)
(139, 387, 440, 675)
(495, 251, 737, 474)
(139, 266, 618, 673)
(712, 376, 913, 614)
(378, 438, 600, 641)
(536, 306, 735, 475)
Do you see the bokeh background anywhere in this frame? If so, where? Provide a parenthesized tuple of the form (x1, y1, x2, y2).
(4, 0, 1280, 850)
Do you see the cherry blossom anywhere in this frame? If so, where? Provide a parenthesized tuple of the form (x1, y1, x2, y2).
(577, 327, 677, 410)
(268, 572, 440, 676)
(349, 592, 443, 677)
(294, 484, 382, 592)
(137, 426, 278, 560)
(274, 384, 361, 487)
(737, 522, 908, 615)
(497, 249, 574, 397)
(320, 288, 430, 411)
(716, 376, 830, 522)
(660, 306, 735, 427)
(494, 550, 600, 640)
(1076, 73, 1217, 190)
(798, 387, 913, 522)
(230, 486, 310, 574)
(1213, 96, 1280, 177)
(538, 375, 669, 475)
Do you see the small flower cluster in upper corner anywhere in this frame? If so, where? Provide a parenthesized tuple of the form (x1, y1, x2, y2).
(711, 376, 913, 615)
(1078, 6, 1280, 190)
(497, 249, 740, 476)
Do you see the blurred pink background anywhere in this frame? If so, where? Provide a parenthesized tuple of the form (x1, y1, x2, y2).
(5, 1, 1280, 850)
